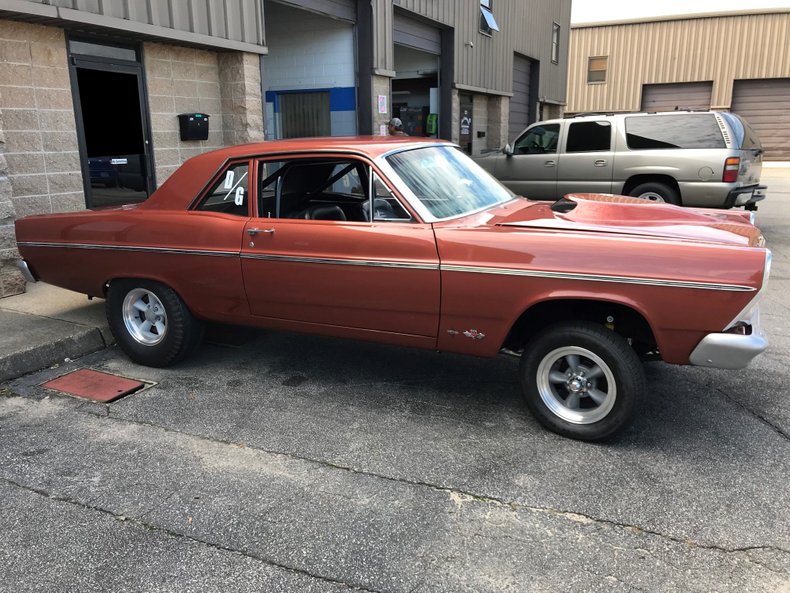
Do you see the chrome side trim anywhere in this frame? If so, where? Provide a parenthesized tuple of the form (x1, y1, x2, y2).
(17, 259, 37, 283)
(441, 264, 756, 292)
(17, 242, 238, 258)
(240, 252, 439, 270)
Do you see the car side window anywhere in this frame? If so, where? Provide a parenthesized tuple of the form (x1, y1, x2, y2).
(196, 162, 250, 216)
(257, 157, 411, 223)
(566, 121, 611, 152)
(513, 124, 560, 155)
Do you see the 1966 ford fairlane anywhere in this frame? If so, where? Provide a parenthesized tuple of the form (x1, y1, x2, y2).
(15, 137, 771, 440)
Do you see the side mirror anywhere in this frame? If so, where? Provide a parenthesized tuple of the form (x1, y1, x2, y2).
(503, 143, 514, 157)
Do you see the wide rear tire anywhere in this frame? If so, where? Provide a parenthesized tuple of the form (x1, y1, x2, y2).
(106, 279, 203, 367)
(520, 321, 644, 441)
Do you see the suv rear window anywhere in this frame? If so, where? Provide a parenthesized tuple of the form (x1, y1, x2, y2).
(720, 112, 762, 150)
(625, 114, 725, 149)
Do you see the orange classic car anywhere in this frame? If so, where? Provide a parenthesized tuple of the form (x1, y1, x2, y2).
(15, 137, 771, 440)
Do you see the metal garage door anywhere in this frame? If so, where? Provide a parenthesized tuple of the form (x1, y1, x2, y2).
(731, 78, 790, 160)
(508, 55, 532, 142)
(641, 82, 712, 112)
(394, 12, 441, 54)
(292, 0, 356, 22)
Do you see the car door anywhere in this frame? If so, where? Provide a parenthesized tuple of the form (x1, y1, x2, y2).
(240, 155, 440, 342)
(556, 120, 615, 197)
(494, 123, 561, 199)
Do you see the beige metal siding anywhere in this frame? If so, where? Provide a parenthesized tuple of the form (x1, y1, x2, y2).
(374, 0, 570, 102)
(8, 0, 265, 46)
(569, 11, 790, 114)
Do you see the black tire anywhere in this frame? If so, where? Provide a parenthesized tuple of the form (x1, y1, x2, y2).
(519, 321, 644, 441)
(629, 181, 680, 205)
(106, 279, 203, 367)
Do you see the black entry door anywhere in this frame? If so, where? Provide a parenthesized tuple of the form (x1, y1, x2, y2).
(69, 39, 154, 209)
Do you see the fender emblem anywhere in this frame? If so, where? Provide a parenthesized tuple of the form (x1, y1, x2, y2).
(462, 329, 486, 340)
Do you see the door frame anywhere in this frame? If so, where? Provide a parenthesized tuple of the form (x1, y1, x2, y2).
(67, 34, 156, 209)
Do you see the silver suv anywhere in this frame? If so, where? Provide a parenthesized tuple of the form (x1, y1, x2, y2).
(476, 111, 766, 209)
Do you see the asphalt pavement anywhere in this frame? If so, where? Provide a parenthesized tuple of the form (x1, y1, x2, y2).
(1, 168, 789, 592)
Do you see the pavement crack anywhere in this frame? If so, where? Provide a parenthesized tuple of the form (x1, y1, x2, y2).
(711, 385, 790, 441)
(0, 475, 384, 593)
(71, 409, 790, 565)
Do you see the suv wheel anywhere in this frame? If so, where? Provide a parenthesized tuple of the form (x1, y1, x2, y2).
(630, 182, 680, 205)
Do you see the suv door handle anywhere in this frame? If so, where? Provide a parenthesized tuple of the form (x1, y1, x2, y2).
(594, 159, 607, 167)
(248, 228, 275, 236)
(544, 160, 556, 167)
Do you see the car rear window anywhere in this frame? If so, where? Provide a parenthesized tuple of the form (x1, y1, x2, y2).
(625, 114, 725, 149)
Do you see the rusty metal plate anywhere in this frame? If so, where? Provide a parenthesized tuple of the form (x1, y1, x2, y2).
(42, 369, 145, 403)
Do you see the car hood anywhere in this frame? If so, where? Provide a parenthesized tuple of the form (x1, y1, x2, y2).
(492, 194, 765, 248)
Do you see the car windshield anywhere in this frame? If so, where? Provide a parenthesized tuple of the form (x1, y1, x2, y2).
(386, 146, 514, 219)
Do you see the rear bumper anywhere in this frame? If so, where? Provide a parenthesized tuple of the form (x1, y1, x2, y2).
(724, 184, 766, 209)
(17, 259, 38, 283)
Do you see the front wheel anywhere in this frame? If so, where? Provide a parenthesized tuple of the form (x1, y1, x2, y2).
(520, 322, 645, 441)
(106, 279, 203, 367)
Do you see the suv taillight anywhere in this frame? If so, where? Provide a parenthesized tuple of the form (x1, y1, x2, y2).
(723, 157, 740, 183)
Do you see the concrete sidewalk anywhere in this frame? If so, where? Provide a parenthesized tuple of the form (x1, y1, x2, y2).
(0, 282, 113, 382)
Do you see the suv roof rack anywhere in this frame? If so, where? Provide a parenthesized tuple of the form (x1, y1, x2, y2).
(564, 112, 615, 118)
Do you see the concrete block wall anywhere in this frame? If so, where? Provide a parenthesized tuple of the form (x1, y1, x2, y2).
(218, 52, 264, 146)
(263, 1, 356, 137)
(144, 43, 225, 184)
(487, 96, 509, 150)
(145, 43, 264, 184)
(372, 75, 391, 136)
(0, 21, 84, 297)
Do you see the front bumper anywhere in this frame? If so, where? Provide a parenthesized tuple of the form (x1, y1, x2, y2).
(724, 184, 766, 209)
(689, 329, 767, 370)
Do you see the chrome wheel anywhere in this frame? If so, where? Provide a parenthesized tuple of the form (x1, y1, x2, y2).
(536, 346, 617, 425)
(122, 288, 168, 346)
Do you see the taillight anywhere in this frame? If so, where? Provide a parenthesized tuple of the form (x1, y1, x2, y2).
(722, 157, 740, 183)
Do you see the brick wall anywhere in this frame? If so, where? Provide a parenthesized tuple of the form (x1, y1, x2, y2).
(472, 94, 489, 156)
(0, 21, 84, 296)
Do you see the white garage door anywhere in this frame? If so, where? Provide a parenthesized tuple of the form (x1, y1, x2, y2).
(641, 82, 712, 112)
(731, 78, 790, 161)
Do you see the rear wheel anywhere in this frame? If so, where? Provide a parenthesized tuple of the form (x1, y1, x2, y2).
(106, 279, 203, 367)
(519, 322, 644, 441)
(629, 181, 680, 205)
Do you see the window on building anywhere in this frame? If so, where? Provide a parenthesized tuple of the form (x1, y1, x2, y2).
(551, 23, 560, 64)
(587, 56, 608, 83)
(566, 121, 612, 152)
(479, 0, 500, 35)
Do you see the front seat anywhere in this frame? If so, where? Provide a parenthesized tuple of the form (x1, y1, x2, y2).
(362, 198, 397, 221)
(306, 204, 347, 221)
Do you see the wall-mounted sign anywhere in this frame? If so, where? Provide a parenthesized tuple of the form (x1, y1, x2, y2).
(378, 95, 388, 114)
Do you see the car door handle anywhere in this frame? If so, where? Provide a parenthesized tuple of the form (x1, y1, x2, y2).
(544, 160, 556, 167)
(594, 159, 607, 167)
(248, 228, 275, 236)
